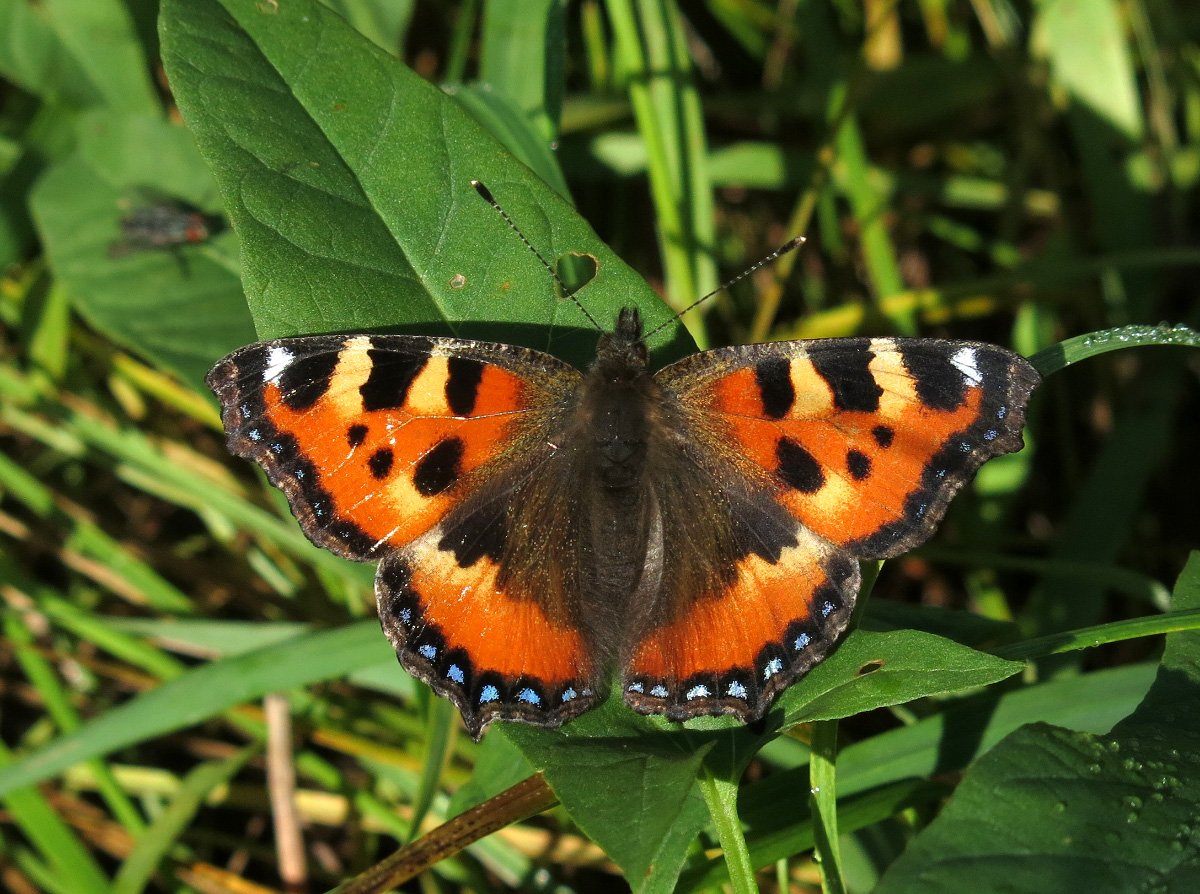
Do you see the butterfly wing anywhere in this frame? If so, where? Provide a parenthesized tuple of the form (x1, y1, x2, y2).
(623, 337, 1039, 722)
(208, 334, 599, 737)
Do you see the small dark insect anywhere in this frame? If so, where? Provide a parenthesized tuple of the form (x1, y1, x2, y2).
(109, 200, 226, 258)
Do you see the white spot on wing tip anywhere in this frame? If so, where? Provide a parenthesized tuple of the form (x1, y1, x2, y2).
(950, 347, 982, 384)
(263, 346, 294, 383)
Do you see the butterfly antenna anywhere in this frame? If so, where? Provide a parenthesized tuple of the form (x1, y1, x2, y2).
(640, 236, 806, 342)
(470, 180, 604, 332)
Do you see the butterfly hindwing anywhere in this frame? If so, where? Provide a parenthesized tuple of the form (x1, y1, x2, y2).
(622, 504, 861, 722)
(377, 537, 599, 739)
(377, 410, 607, 738)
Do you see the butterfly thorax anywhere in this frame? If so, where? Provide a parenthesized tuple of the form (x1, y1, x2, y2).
(583, 307, 657, 491)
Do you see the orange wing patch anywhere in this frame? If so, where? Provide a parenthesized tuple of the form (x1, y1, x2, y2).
(624, 525, 859, 722)
(207, 334, 566, 561)
(377, 530, 597, 739)
(676, 337, 1040, 558)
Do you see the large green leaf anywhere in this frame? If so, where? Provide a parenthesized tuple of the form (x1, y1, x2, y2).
(876, 554, 1200, 891)
(502, 629, 1020, 889)
(159, 0, 679, 369)
(509, 711, 713, 893)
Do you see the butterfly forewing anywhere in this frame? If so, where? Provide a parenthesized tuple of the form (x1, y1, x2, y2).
(660, 336, 1040, 556)
(207, 334, 575, 558)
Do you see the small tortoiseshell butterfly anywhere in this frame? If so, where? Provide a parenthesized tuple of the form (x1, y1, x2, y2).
(208, 189, 1039, 739)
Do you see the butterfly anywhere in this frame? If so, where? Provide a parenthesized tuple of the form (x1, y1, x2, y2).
(208, 284, 1039, 738)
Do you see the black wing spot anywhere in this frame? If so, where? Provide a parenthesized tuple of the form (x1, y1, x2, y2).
(445, 357, 485, 416)
(414, 438, 465, 496)
(872, 425, 894, 448)
(847, 449, 872, 480)
(755, 357, 795, 419)
(901, 347, 967, 411)
(361, 341, 432, 411)
(279, 351, 339, 410)
(347, 424, 368, 448)
(777, 437, 824, 493)
(438, 503, 508, 567)
(809, 340, 881, 412)
(368, 447, 394, 479)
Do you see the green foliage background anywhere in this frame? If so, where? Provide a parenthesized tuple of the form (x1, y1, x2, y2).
(1, 1, 1198, 892)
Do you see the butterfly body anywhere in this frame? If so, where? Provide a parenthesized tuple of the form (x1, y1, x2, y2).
(209, 307, 1039, 738)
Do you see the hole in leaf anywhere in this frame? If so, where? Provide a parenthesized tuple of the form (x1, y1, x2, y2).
(857, 659, 885, 676)
(556, 252, 597, 297)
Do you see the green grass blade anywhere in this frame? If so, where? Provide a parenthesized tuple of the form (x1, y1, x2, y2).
(832, 102, 910, 335)
(0, 739, 110, 894)
(111, 747, 258, 894)
(406, 698, 456, 843)
(994, 609, 1200, 662)
(0, 622, 395, 796)
(4, 610, 146, 834)
(479, 0, 565, 141)
(1030, 323, 1200, 377)
(607, 0, 717, 340)
(809, 720, 844, 894)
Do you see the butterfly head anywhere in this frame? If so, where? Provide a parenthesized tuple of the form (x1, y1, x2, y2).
(593, 307, 649, 379)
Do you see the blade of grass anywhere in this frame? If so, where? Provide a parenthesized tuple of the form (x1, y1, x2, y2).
(1029, 322, 1200, 377)
(0, 452, 194, 613)
(406, 699, 456, 843)
(608, 0, 717, 344)
(444, 0, 480, 83)
(4, 609, 146, 835)
(111, 747, 258, 894)
(0, 621, 394, 795)
(993, 609, 1200, 662)
(831, 97, 911, 335)
(0, 739, 110, 894)
(678, 779, 945, 892)
(0, 372, 365, 582)
(479, 0, 566, 141)
(809, 719, 845, 894)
